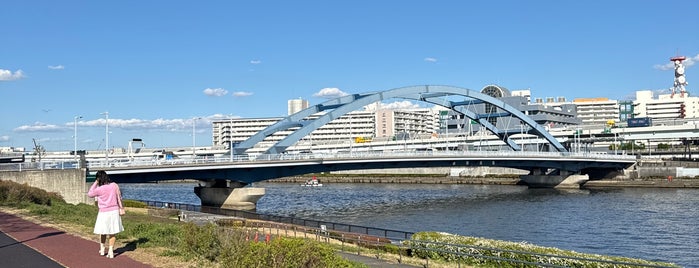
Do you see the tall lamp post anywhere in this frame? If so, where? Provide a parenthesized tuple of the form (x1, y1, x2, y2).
(192, 117, 201, 159)
(74, 115, 82, 166)
(229, 117, 234, 162)
(520, 123, 524, 152)
(101, 112, 109, 164)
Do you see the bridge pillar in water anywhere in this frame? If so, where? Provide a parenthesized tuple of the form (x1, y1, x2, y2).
(194, 180, 265, 210)
(520, 170, 589, 189)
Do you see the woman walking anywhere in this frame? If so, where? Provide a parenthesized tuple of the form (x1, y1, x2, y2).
(87, 170, 124, 258)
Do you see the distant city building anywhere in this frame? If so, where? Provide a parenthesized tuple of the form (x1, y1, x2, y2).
(571, 97, 620, 126)
(633, 90, 699, 120)
(511, 89, 531, 103)
(618, 100, 635, 122)
(444, 85, 581, 134)
(212, 107, 440, 153)
(376, 108, 439, 139)
(212, 84, 699, 153)
(287, 98, 309, 115)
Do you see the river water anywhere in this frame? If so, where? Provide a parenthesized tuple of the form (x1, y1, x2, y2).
(120, 182, 699, 267)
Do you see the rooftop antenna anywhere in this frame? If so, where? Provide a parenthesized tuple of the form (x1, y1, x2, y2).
(670, 51, 688, 98)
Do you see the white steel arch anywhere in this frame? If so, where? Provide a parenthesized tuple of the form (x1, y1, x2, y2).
(233, 85, 567, 154)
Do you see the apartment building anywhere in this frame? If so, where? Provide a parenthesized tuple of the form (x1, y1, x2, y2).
(572, 97, 620, 126)
(212, 107, 440, 151)
(633, 90, 699, 120)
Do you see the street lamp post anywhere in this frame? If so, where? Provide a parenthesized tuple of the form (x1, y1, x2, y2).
(229, 117, 234, 162)
(520, 123, 524, 152)
(192, 117, 201, 160)
(101, 112, 109, 164)
(74, 116, 82, 167)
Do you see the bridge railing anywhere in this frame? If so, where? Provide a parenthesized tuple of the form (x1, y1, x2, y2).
(1, 150, 636, 171)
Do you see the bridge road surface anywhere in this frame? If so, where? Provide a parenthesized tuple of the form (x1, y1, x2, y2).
(0, 211, 151, 268)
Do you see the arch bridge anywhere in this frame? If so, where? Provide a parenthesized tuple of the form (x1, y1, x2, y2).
(234, 85, 567, 155)
(97, 85, 633, 210)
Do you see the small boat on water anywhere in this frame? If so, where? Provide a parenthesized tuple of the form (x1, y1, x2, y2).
(302, 177, 323, 187)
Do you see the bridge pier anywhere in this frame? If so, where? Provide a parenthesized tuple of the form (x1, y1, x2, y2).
(194, 180, 265, 211)
(520, 169, 589, 189)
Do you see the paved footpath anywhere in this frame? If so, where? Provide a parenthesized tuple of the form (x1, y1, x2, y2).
(0, 211, 151, 268)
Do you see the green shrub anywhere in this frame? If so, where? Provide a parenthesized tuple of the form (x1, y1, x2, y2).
(120, 222, 182, 248)
(218, 235, 363, 268)
(123, 199, 147, 208)
(178, 223, 221, 261)
(406, 231, 680, 268)
(0, 180, 64, 206)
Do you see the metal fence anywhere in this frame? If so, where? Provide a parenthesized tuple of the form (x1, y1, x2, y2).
(134, 199, 676, 267)
(137, 199, 413, 241)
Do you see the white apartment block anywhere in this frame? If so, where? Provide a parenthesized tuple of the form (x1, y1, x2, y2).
(287, 98, 309, 115)
(572, 98, 620, 126)
(534, 90, 699, 126)
(633, 90, 699, 120)
(375, 108, 439, 139)
(212, 108, 441, 152)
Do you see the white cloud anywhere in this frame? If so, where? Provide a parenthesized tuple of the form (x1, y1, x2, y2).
(250, 60, 262, 64)
(654, 53, 699, 70)
(232, 91, 253, 97)
(0, 69, 26, 81)
(14, 122, 65, 132)
(12, 114, 247, 138)
(0, 135, 9, 142)
(424, 57, 438, 63)
(313, 87, 348, 99)
(203, 87, 229, 97)
(364, 101, 420, 110)
(686, 54, 699, 67)
(48, 65, 65, 70)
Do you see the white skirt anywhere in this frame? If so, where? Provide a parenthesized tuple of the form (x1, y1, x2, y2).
(93, 210, 124, 235)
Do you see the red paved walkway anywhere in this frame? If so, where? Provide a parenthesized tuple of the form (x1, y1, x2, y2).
(0, 211, 152, 268)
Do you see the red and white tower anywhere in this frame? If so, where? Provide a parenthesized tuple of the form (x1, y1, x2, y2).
(671, 55, 688, 98)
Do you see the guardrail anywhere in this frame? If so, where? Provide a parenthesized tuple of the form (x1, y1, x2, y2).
(137, 200, 413, 241)
(1, 150, 637, 171)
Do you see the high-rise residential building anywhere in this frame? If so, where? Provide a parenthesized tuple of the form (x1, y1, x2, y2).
(376, 108, 439, 139)
(571, 97, 620, 126)
(212, 107, 440, 153)
(633, 90, 699, 120)
(287, 98, 309, 115)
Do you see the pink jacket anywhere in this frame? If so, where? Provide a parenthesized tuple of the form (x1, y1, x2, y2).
(88, 182, 122, 213)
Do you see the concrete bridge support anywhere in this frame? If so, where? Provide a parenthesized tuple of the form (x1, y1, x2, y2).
(519, 169, 589, 189)
(194, 180, 265, 211)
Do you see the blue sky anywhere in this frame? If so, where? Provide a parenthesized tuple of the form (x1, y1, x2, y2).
(1, 1, 698, 151)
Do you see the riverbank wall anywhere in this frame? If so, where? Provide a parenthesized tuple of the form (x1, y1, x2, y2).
(272, 175, 699, 188)
(271, 176, 522, 185)
(0, 169, 88, 204)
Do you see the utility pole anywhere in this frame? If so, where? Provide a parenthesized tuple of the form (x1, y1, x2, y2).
(74, 115, 82, 166)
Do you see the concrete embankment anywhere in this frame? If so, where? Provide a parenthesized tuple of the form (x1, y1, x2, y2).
(583, 178, 699, 188)
(273, 176, 522, 185)
(272, 176, 699, 188)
